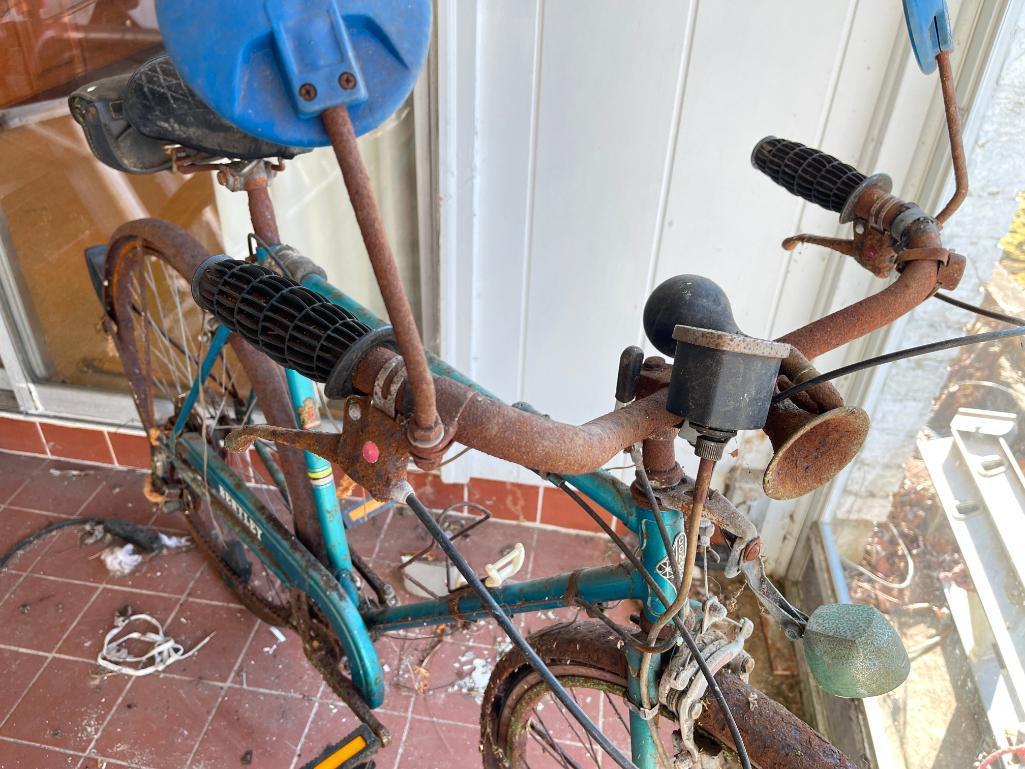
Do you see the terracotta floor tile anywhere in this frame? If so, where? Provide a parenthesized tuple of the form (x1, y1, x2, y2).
(0, 657, 130, 752)
(527, 527, 619, 580)
(298, 701, 407, 769)
(0, 507, 66, 573)
(410, 639, 495, 727)
(183, 560, 244, 607)
(407, 474, 465, 511)
(0, 647, 48, 722)
(9, 461, 105, 516)
(93, 676, 221, 769)
(291, 700, 359, 769)
(0, 452, 47, 503)
(539, 486, 618, 533)
(0, 738, 82, 768)
(162, 599, 258, 684)
(103, 546, 204, 597)
(38, 424, 114, 466)
(105, 431, 151, 470)
(32, 527, 116, 585)
(0, 575, 99, 654)
(468, 478, 540, 524)
(187, 688, 314, 769)
(0, 568, 25, 608)
(343, 505, 390, 558)
(57, 587, 181, 661)
(374, 506, 439, 566)
(0, 418, 46, 455)
(78, 473, 158, 526)
(232, 623, 324, 697)
(398, 717, 479, 769)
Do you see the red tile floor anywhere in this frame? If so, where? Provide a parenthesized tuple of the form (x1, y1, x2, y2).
(0, 451, 634, 769)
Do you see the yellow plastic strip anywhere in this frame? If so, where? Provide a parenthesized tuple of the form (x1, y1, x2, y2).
(313, 735, 367, 769)
(346, 499, 384, 521)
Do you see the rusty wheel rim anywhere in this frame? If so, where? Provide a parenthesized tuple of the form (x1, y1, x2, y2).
(105, 223, 294, 615)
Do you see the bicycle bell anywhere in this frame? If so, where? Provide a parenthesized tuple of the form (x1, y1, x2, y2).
(643, 275, 790, 454)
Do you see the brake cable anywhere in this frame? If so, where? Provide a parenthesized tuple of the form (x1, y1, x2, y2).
(554, 481, 753, 769)
(404, 491, 642, 769)
(774, 324, 1025, 405)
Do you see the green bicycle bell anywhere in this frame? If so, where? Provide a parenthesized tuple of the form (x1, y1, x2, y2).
(803, 603, 910, 698)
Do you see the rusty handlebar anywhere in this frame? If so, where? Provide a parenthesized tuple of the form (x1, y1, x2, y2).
(352, 347, 682, 475)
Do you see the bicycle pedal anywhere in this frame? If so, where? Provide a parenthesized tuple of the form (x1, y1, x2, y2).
(300, 724, 379, 769)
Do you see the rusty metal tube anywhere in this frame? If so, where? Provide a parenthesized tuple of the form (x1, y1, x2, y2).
(778, 258, 938, 360)
(698, 671, 860, 769)
(352, 349, 679, 474)
(447, 384, 681, 475)
(246, 184, 280, 246)
(322, 105, 440, 443)
(935, 51, 968, 225)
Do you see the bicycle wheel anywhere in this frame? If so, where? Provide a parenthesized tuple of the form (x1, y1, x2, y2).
(481, 621, 856, 769)
(104, 218, 317, 623)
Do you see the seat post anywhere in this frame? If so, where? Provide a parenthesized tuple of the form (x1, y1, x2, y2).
(216, 161, 282, 246)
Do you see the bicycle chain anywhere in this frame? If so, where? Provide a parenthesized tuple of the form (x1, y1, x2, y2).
(178, 502, 291, 627)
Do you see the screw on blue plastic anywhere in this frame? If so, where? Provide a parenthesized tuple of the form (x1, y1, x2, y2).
(902, 0, 953, 74)
(155, 0, 432, 147)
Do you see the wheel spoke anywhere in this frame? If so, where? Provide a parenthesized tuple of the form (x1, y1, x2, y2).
(529, 718, 584, 769)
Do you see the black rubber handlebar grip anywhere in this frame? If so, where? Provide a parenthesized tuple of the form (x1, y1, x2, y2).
(192, 256, 394, 397)
(751, 137, 868, 215)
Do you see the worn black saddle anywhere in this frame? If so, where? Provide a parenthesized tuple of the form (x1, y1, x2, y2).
(69, 54, 307, 174)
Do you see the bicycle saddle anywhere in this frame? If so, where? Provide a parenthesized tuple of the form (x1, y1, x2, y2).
(69, 54, 307, 175)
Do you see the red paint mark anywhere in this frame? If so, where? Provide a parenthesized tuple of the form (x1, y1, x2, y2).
(362, 441, 380, 464)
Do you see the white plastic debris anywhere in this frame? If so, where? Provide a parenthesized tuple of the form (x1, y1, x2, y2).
(100, 544, 144, 576)
(452, 657, 493, 703)
(97, 613, 212, 677)
(158, 533, 192, 550)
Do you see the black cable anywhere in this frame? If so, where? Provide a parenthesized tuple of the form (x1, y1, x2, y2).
(635, 462, 681, 588)
(572, 596, 679, 654)
(933, 291, 1025, 325)
(0, 517, 104, 572)
(774, 324, 1025, 405)
(554, 482, 752, 769)
(404, 492, 640, 769)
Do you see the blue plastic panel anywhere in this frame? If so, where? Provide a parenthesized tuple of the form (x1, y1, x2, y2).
(155, 0, 432, 146)
(902, 0, 953, 74)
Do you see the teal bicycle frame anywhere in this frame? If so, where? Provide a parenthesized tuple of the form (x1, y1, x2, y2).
(166, 250, 683, 769)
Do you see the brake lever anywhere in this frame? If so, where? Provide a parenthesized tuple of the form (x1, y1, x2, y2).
(740, 558, 808, 640)
(224, 394, 411, 501)
(782, 221, 897, 279)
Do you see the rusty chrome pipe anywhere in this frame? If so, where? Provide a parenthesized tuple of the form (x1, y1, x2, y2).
(245, 183, 280, 246)
(322, 105, 441, 446)
(778, 259, 938, 359)
(935, 51, 968, 225)
(698, 671, 860, 769)
(352, 348, 681, 475)
(439, 382, 681, 475)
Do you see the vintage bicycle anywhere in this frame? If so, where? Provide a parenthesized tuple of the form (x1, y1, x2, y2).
(67, 1, 1000, 767)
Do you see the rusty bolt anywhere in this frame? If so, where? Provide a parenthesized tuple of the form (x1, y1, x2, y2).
(742, 538, 762, 563)
(298, 83, 317, 101)
(338, 72, 357, 90)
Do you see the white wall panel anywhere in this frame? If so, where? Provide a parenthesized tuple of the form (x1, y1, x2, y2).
(439, 0, 989, 496)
